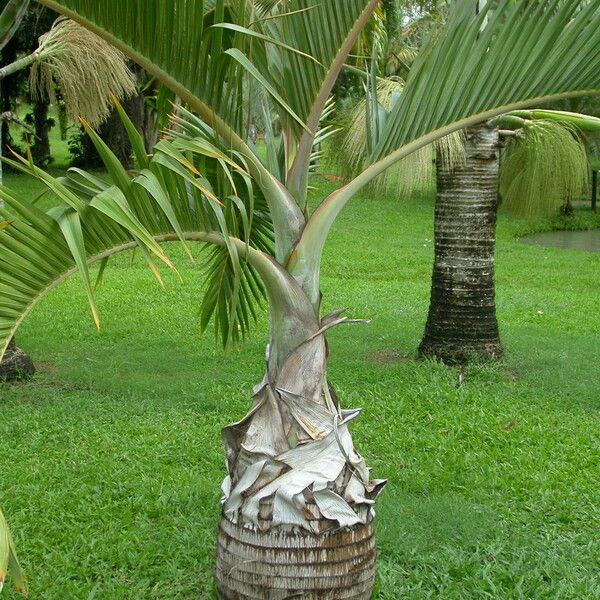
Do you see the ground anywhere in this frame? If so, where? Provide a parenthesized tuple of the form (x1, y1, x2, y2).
(1, 163, 600, 598)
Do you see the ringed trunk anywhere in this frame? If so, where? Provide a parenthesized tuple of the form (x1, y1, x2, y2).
(215, 297, 384, 599)
(419, 124, 503, 364)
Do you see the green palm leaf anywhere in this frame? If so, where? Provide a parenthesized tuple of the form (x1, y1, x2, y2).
(0, 509, 27, 596)
(0, 106, 274, 358)
(255, 0, 381, 200)
(372, 1, 600, 167)
(257, 1, 379, 137)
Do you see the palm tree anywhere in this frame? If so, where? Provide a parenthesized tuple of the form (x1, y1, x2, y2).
(1, 1, 600, 597)
(419, 110, 599, 363)
(0, 3, 136, 381)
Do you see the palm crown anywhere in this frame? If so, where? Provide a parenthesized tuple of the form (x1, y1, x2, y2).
(2, 1, 600, 597)
(1, 0, 599, 357)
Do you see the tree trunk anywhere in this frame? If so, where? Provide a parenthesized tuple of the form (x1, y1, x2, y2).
(99, 108, 133, 169)
(419, 123, 503, 364)
(0, 338, 35, 381)
(215, 300, 384, 598)
(30, 100, 52, 166)
(216, 518, 375, 599)
(123, 89, 158, 153)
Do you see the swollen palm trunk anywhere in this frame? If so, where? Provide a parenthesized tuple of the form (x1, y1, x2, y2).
(419, 124, 503, 364)
(215, 303, 384, 599)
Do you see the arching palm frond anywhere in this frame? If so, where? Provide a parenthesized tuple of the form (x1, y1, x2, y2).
(165, 106, 275, 346)
(37, 0, 240, 132)
(370, 1, 600, 169)
(0, 101, 274, 358)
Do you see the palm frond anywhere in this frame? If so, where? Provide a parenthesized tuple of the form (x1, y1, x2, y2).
(0, 509, 27, 596)
(35, 0, 271, 139)
(371, 1, 600, 168)
(0, 101, 274, 358)
(256, 0, 379, 142)
(255, 0, 381, 199)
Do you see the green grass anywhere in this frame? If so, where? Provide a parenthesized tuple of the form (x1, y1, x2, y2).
(1, 172, 600, 599)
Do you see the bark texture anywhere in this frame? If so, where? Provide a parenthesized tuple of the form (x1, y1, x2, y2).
(420, 124, 503, 364)
(30, 100, 52, 166)
(215, 305, 384, 599)
(0, 338, 35, 381)
(216, 517, 375, 599)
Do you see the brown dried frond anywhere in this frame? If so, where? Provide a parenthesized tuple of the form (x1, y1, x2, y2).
(29, 17, 136, 128)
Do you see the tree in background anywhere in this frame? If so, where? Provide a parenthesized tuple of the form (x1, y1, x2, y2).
(339, 3, 600, 364)
(1, 1, 600, 597)
(420, 110, 600, 363)
(342, 93, 600, 364)
(0, 3, 135, 384)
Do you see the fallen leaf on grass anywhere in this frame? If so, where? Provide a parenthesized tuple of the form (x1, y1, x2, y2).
(501, 419, 516, 431)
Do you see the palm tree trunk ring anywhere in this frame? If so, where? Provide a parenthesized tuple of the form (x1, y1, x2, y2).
(215, 513, 376, 599)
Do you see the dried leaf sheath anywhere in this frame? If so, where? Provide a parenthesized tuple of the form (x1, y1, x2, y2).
(221, 321, 385, 535)
(217, 312, 383, 599)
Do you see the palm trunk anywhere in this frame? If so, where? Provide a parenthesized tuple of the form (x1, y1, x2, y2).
(30, 99, 52, 166)
(215, 272, 383, 598)
(419, 123, 503, 364)
(0, 337, 35, 381)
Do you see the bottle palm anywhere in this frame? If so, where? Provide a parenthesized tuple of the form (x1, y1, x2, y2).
(1, 1, 600, 597)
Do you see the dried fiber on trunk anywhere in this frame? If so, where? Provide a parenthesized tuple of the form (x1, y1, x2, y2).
(216, 312, 383, 600)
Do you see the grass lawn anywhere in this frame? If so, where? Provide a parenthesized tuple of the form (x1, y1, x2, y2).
(1, 167, 600, 599)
